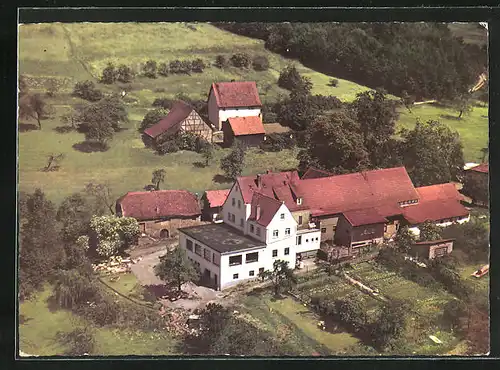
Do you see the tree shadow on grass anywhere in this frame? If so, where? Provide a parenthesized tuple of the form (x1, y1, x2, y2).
(53, 126, 76, 134)
(213, 174, 232, 184)
(193, 161, 206, 168)
(18, 123, 39, 132)
(46, 294, 60, 313)
(440, 114, 462, 121)
(72, 141, 109, 153)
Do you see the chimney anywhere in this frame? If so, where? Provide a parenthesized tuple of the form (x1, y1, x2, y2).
(256, 205, 261, 220)
(256, 174, 262, 187)
(266, 169, 271, 174)
(231, 79, 236, 82)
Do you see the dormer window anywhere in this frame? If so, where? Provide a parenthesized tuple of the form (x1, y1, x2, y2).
(297, 198, 303, 205)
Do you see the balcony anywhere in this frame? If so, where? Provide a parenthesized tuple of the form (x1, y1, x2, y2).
(297, 222, 320, 235)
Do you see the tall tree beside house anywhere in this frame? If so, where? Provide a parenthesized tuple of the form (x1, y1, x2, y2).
(151, 169, 166, 190)
(462, 172, 489, 206)
(139, 108, 168, 132)
(394, 225, 417, 253)
(297, 110, 370, 174)
(351, 89, 399, 167)
(400, 120, 464, 187)
(19, 93, 48, 130)
(419, 220, 443, 242)
(19, 189, 65, 299)
(84, 182, 115, 215)
(220, 142, 245, 180)
(84, 215, 140, 258)
(277, 90, 319, 131)
(56, 193, 94, 243)
(154, 246, 199, 293)
(259, 260, 298, 297)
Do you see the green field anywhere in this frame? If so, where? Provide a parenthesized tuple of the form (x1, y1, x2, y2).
(397, 103, 488, 162)
(19, 285, 179, 356)
(239, 294, 363, 355)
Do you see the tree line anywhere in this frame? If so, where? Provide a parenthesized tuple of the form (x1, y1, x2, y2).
(217, 22, 486, 101)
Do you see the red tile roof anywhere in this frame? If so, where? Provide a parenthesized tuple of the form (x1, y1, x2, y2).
(143, 101, 194, 138)
(248, 193, 284, 227)
(468, 163, 489, 174)
(295, 167, 419, 217)
(227, 116, 266, 136)
(301, 167, 335, 180)
(402, 199, 469, 225)
(416, 183, 464, 202)
(343, 208, 388, 227)
(117, 190, 201, 221)
(210, 81, 262, 108)
(204, 189, 230, 208)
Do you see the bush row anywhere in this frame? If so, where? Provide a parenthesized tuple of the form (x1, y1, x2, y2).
(142, 59, 206, 79)
(215, 53, 269, 71)
(156, 131, 211, 155)
(260, 132, 296, 152)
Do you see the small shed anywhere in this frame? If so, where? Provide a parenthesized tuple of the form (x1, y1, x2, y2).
(222, 116, 265, 147)
(410, 238, 455, 260)
(201, 189, 230, 223)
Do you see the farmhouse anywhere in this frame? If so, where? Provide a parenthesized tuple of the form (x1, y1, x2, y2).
(116, 190, 202, 239)
(200, 189, 231, 223)
(222, 116, 266, 147)
(143, 100, 213, 148)
(207, 81, 262, 131)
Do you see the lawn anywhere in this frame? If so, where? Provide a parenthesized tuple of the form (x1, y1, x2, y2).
(397, 103, 488, 162)
(239, 294, 363, 355)
(19, 284, 179, 356)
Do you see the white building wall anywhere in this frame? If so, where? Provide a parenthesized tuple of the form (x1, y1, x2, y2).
(295, 229, 321, 254)
(222, 183, 247, 233)
(218, 108, 262, 130)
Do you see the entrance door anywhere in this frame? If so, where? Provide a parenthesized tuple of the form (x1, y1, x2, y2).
(213, 274, 218, 289)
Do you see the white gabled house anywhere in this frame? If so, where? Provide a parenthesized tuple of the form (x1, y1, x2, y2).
(207, 81, 263, 131)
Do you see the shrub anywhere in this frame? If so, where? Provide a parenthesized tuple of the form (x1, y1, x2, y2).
(329, 78, 339, 87)
(158, 63, 169, 76)
(215, 55, 228, 69)
(230, 53, 251, 68)
(73, 80, 104, 102)
(278, 65, 303, 90)
(142, 60, 157, 78)
(180, 60, 193, 74)
(191, 58, 206, 73)
(152, 97, 173, 109)
(260, 132, 296, 152)
(140, 108, 169, 132)
(310, 95, 343, 110)
(169, 60, 182, 74)
(252, 55, 270, 71)
(116, 64, 134, 83)
(58, 327, 96, 356)
(157, 139, 180, 154)
(100, 63, 117, 84)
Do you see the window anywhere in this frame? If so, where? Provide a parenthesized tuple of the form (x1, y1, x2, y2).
(297, 235, 302, 245)
(195, 244, 202, 256)
(203, 248, 211, 261)
(238, 200, 241, 209)
(232, 214, 236, 222)
(246, 252, 259, 263)
(249, 270, 255, 277)
(434, 247, 448, 257)
(280, 213, 285, 220)
(233, 273, 239, 279)
(250, 224, 255, 233)
(186, 239, 193, 251)
(229, 255, 242, 266)
(315, 237, 319, 241)
(227, 212, 231, 220)
(212, 253, 219, 266)
(332, 225, 337, 232)
(232, 198, 235, 206)
(285, 228, 291, 236)
(284, 247, 290, 255)
(256, 227, 261, 236)
(306, 239, 309, 243)
(273, 230, 279, 238)
(298, 216, 303, 225)
(240, 218, 244, 227)
(272, 250, 278, 257)
(259, 267, 264, 274)
(321, 228, 326, 233)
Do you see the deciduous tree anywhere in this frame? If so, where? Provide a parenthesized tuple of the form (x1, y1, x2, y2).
(400, 120, 464, 187)
(220, 143, 245, 180)
(394, 225, 416, 253)
(260, 260, 297, 297)
(201, 144, 214, 166)
(142, 60, 158, 78)
(19, 93, 48, 129)
(140, 108, 168, 132)
(101, 62, 117, 84)
(151, 169, 166, 190)
(116, 64, 134, 83)
(462, 172, 488, 206)
(84, 182, 115, 215)
(419, 220, 442, 241)
(154, 246, 199, 292)
(57, 193, 94, 243)
(73, 80, 104, 102)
